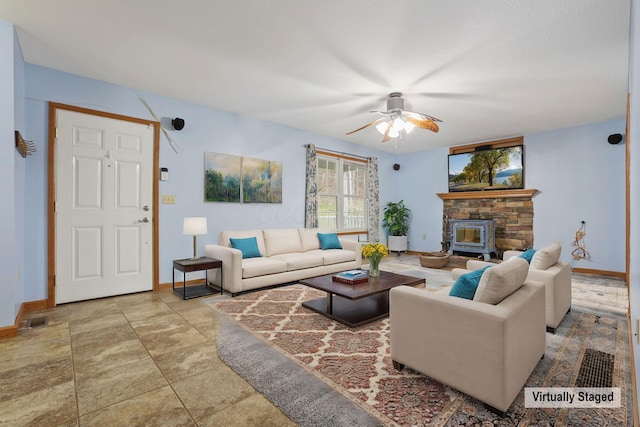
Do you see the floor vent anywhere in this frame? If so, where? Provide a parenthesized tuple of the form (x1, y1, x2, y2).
(575, 348, 614, 388)
(19, 316, 49, 331)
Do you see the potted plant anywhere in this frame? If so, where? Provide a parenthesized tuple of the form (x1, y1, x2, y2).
(383, 200, 411, 254)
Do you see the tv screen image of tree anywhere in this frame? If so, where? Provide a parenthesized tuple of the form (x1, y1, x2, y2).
(448, 145, 523, 192)
(204, 152, 282, 203)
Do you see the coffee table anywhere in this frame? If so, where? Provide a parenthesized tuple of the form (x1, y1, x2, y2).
(300, 270, 425, 327)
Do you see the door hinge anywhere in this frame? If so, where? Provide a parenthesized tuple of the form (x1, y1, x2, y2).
(55, 127, 59, 138)
(53, 275, 56, 287)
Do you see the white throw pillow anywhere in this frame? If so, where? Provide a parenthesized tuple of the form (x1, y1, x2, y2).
(473, 257, 529, 305)
(530, 242, 561, 270)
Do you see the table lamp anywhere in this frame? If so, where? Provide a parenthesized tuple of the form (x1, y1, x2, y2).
(183, 217, 207, 259)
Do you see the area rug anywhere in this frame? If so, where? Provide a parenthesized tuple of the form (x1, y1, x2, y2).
(207, 285, 632, 426)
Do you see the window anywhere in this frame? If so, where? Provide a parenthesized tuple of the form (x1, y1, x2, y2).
(317, 154, 367, 231)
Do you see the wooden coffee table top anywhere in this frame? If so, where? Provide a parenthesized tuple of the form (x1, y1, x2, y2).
(300, 270, 424, 300)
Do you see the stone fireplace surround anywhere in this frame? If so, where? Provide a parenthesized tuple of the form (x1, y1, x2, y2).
(437, 189, 537, 255)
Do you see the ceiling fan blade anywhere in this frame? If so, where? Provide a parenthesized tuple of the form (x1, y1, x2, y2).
(406, 117, 440, 133)
(382, 121, 392, 143)
(345, 117, 386, 135)
(404, 110, 442, 123)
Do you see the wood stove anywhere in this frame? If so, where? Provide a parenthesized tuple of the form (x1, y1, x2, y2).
(448, 220, 496, 261)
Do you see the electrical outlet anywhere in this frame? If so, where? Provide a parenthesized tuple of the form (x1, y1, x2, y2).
(162, 194, 176, 204)
(422, 233, 427, 240)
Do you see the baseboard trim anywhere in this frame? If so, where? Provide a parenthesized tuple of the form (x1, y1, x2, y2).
(158, 278, 206, 291)
(23, 300, 49, 312)
(0, 324, 17, 339)
(0, 299, 49, 340)
(572, 268, 626, 279)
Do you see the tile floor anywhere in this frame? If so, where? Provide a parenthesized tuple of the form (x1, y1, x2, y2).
(0, 289, 295, 426)
(0, 257, 629, 426)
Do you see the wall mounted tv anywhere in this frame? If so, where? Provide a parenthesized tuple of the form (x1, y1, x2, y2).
(448, 145, 524, 192)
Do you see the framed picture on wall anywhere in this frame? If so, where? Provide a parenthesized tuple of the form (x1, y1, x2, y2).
(242, 157, 282, 203)
(204, 152, 241, 202)
(204, 152, 282, 203)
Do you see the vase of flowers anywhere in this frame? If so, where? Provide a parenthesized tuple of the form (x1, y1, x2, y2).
(361, 243, 389, 277)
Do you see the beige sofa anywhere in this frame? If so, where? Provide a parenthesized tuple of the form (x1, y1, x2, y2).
(205, 228, 362, 295)
(390, 258, 546, 415)
(452, 242, 571, 333)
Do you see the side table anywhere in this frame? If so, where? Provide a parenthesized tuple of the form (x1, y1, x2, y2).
(172, 257, 223, 300)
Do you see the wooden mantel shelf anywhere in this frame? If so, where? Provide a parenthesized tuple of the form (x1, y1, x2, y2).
(437, 189, 538, 200)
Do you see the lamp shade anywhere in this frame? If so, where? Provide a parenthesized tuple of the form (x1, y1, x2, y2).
(183, 217, 207, 235)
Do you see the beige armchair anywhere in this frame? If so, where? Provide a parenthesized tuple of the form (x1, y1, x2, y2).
(390, 258, 546, 415)
(452, 242, 571, 333)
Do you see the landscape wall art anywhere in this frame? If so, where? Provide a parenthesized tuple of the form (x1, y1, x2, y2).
(204, 152, 282, 203)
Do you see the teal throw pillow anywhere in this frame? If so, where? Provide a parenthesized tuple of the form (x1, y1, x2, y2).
(317, 232, 342, 250)
(449, 266, 491, 300)
(519, 249, 536, 264)
(230, 237, 262, 259)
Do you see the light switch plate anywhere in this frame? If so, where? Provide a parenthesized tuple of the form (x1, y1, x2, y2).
(162, 194, 176, 204)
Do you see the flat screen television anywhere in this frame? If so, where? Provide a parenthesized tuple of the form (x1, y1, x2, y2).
(448, 145, 524, 192)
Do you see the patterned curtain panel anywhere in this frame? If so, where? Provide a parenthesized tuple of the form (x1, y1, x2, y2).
(367, 157, 380, 242)
(304, 144, 318, 228)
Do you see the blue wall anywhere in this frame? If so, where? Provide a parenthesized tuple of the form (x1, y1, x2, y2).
(0, 22, 22, 327)
(23, 64, 399, 300)
(17, 63, 628, 305)
(396, 119, 627, 272)
(13, 26, 25, 318)
(628, 0, 640, 408)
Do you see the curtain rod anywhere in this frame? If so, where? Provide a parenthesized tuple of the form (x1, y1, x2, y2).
(314, 146, 370, 160)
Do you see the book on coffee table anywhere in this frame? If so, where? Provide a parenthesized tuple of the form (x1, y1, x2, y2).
(332, 269, 369, 284)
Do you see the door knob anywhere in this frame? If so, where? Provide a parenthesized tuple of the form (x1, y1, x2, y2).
(138, 217, 150, 223)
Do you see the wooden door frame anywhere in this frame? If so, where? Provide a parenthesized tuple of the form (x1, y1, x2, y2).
(47, 102, 160, 308)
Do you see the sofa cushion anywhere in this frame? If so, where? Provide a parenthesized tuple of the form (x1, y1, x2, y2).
(530, 242, 561, 270)
(271, 253, 323, 271)
(473, 257, 529, 305)
(307, 249, 355, 265)
(449, 266, 491, 300)
(263, 229, 303, 256)
(230, 237, 262, 259)
(298, 228, 329, 252)
(241, 257, 287, 278)
(220, 230, 266, 255)
(317, 232, 342, 250)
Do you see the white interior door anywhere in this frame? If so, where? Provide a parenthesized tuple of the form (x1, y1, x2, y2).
(55, 109, 155, 303)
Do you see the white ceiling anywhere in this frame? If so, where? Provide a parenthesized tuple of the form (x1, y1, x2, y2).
(0, 0, 631, 153)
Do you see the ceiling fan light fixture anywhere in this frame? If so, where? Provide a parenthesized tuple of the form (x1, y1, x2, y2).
(347, 93, 441, 142)
(403, 120, 416, 134)
(375, 117, 415, 137)
(375, 121, 389, 134)
(392, 117, 405, 132)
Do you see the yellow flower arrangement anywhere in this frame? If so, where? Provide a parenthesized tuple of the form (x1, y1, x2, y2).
(361, 243, 388, 277)
(361, 243, 389, 261)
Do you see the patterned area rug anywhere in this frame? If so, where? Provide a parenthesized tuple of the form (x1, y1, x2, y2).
(207, 285, 631, 426)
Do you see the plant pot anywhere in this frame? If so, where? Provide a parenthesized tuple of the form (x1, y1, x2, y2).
(387, 235, 408, 253)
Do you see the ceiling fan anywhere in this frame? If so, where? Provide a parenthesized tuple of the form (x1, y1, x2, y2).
(346, 92, 442, 143)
